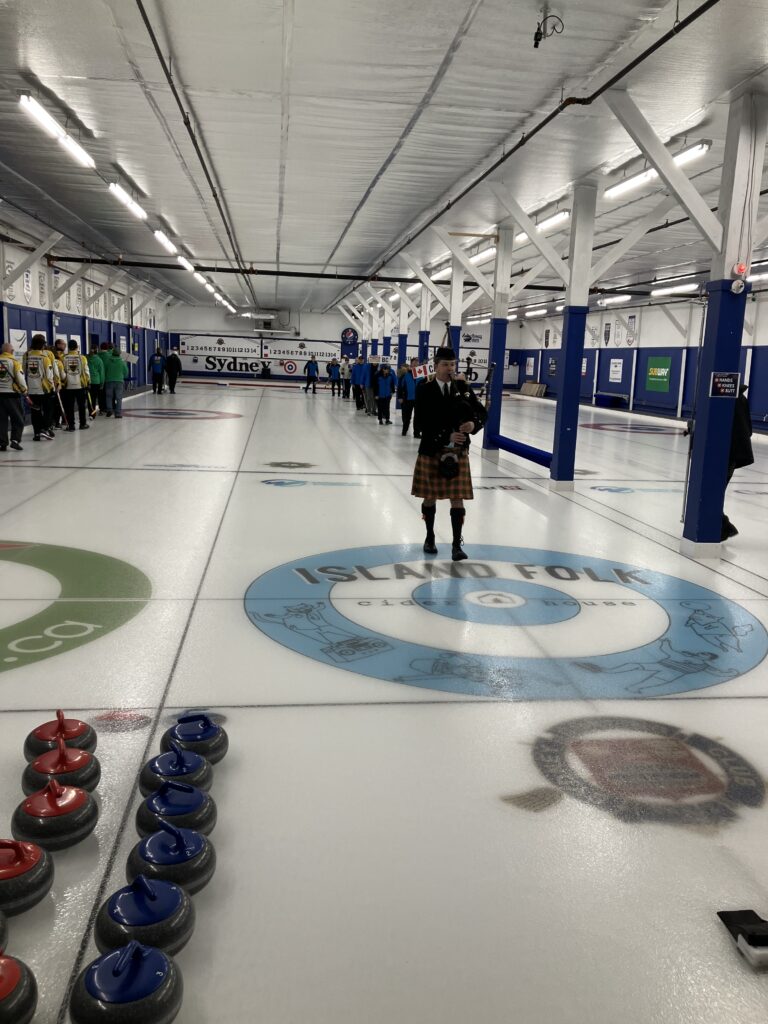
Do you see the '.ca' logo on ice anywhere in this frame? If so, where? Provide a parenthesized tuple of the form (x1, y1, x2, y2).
(244, 545, 768, 700)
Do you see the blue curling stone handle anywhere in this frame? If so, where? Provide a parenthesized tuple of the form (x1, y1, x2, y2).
(148, 747, 205, 778)
(145, 781, 205, 815)
(171, 714, 220, 742)
(85, 942, 169, 1003)
(108, 876, 183, 926)
(140, 823, 206, 865)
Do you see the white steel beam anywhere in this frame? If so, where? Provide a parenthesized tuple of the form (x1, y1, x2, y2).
(589, 194, 679, 284)
(2, 232, 63, 290)
(488, 185, 569, 285)
(449, 256, 464, 324)
(83, 270, 124, 311)
(402, 252, 450, 310)
(509, 256, 549, 301)
(364, 284, 397, 322)
(462, 286, 485, 314)
(133, 289, 163, 319)
(492, 220, 516, 319)
(431, 227, 493, 299)
(52, 262, 90, 302)
(711, 92, 768, 278)
(658, 303, 687, 337)
(392, 284, 419, 318)
(604, 90, 722, 251)
(567, 182, 598, 305)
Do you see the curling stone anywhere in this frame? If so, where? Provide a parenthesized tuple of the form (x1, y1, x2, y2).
(11, 780, 99, 851)
(69, 941, 182, 1024)
(126, 820, 216, 895)
(138, 742, 212, 797)
(0, 950, 37, 1024)
(94, 875, 195, 956)
(135, 782, 216, 838)
(22, 736, 101, 795)
(0, 841, 54, 916)
(23, 709, 96, 763)
(160, 713, 228, 765)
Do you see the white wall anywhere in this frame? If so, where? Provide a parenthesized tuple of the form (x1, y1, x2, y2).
(167, 303, 348, 342)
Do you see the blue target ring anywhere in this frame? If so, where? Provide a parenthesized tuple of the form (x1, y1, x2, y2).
(244, 544, 768, 700)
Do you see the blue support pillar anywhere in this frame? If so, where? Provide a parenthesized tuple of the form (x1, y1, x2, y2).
(449, 324, 461, 363)
(482, 317, 507, 450)
(371, 338, 378, 356)
(383, 335, 391, 358)
(417, 330, 430, 363)
(361, 339, 368, 361)
(550, 306, 589, 482)
(683, 280, 748, 544)
(395, 333, 408, 409)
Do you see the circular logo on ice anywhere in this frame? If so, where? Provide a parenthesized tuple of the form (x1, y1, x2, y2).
(244, 545, 768, 699)
(0, 542, 151, 673)
(123, 408, 242, 420)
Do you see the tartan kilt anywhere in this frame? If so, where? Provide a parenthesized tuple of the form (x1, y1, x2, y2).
(411, 450, 474, 501)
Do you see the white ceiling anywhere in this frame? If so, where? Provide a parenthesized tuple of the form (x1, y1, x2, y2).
(0, 0, 766, 315)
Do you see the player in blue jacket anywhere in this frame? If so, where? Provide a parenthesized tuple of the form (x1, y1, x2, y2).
(398, 357, 421, 436)
(376, 364, 396, 424)
(148, 349, 166, 394)
(350, 356, 366, 410)
(327, 358, 342, 397)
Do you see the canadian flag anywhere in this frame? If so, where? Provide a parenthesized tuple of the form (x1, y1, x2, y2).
(413, 361, 433, 380)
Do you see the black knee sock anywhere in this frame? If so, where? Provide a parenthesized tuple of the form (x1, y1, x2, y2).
(450, 508, 465, 546)
(422, 503, 436, 540)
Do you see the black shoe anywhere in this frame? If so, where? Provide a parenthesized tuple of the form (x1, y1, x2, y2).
(414, 432, 421, 438)
(402, 429, 408, 436)
(80, 423, 89, 430)
(67, 426, 76, 432)
(0, 444, 6, 452)
(423, 537, 438, 555)
(106, 412, 113, 417)
(115, 415, 123, 419)
(43, 430, 55, 440)
(721, 522, 739, 541)
(33, 434, 41, 442)
(10, 441, 23, 451)
(378, 420, 383, 424)
(452, 542, 468, 562)
(386, 420, 392, 425)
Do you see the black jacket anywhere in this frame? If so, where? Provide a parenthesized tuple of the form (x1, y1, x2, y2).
(730, 390, 754, 469)
(166, 352, 182, 376)
(415, 378, 488, 456)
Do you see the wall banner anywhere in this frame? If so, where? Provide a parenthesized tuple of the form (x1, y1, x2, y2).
(609, 358, 623, 384)
(646, 356, 672, 392)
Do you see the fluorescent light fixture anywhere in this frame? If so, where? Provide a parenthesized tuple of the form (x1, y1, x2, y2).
(747, 272, 768, 283)
(108, 182, 147, 220)
(597, 294, 632, 306)
(58, 134, 95, 168)
(515, 211, 570, 244)
(204, 282, 215, 294)
(19, 94, 64, 138)
(605, 141, 711, 200)
(389, 292, 399, 303)
(470, 246, 496, 264)
(213, 292, 223, 302)
(507, 314, 517, 321)
(555, 304, 565, 312)
(431, 268, 451, 281)
(477, 318, 490, 325)
(406, 283, 421, 294)
(154, 230, 177, 255)
(650, 281, 699, 297)
(525, 308, 548, 318)
(177, 255, 195, 273)
(193, 272, 206, 285)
